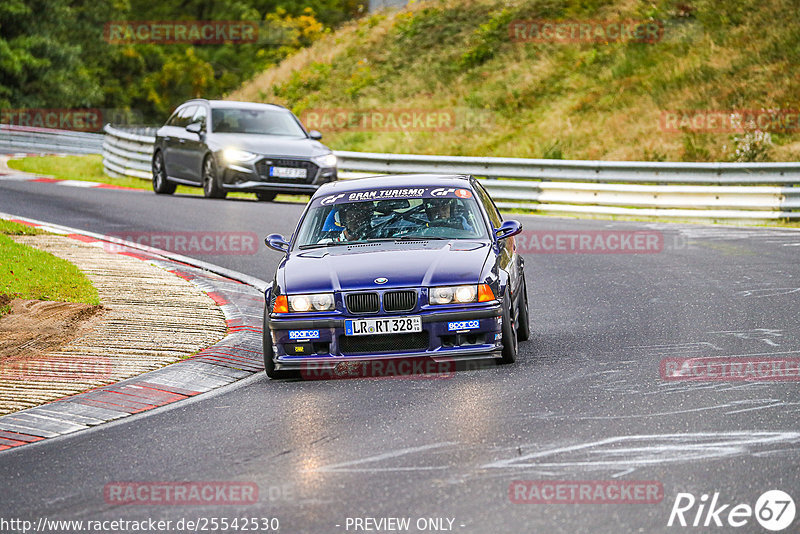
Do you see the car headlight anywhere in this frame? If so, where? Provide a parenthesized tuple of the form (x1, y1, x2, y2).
(287, 293, 335, 313)
(430, 285, 477, 305)
(429, 284, 495, 305)
(312, 153, 337, 168)
(222, 147, 258, 163)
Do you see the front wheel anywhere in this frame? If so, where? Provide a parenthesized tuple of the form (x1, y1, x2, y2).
(499, 290, 518, 364)
(152, 152, 176, 194)
(263, 305, 299, 379)
(202, 156, 227, 199)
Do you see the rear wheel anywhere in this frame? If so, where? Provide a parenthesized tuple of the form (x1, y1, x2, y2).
(256, 191, 277, 202)
(152, 151, 176, 194)
(202, 156, 227, 199)
(499, 289, 518, 364)
(516, 275, 531, 342)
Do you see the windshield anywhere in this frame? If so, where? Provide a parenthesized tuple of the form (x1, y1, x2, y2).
(211, 108, 306, 136)
(296, 196, 488, 248)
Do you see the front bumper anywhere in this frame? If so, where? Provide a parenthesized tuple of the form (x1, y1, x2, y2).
(268, 305, 504, 372)
(219, 156, 336, 194)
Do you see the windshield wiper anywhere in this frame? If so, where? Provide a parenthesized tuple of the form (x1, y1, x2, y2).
(361, 236, 449, 242)
(300, 237, 450, 249)
(298, 242, 349, 250)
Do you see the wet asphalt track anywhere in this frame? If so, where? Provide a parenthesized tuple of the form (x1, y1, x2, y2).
(1, 180, 800, 533)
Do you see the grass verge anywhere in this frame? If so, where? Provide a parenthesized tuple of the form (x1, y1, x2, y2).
(0, 220, 100, 317)
(6, 155, 308, 203)
(231, 0, 800, 163)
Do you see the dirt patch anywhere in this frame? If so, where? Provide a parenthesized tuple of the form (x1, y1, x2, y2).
(0, 298, 106, 364)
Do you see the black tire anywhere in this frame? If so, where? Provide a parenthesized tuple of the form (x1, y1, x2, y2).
(516, 275, 531, 342)
(202, 155, 227, 199)
(256, 191, 277, 202)
(263, 305, 298, 379)
(499, 289, 518, 364)
(152, 151, 176, 195)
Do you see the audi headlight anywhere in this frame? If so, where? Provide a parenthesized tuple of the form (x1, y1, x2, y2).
(222, 147, 258, 163)
(312, 153, 337, 168)
(288, 293, 335, 312)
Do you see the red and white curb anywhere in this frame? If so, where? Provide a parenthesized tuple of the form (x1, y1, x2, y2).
(0, 174, 139, 190)
(0, 154, 141, 191)
(0, 215, 268, 452)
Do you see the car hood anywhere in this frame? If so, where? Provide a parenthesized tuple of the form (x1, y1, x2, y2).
(281, 241, 491, 293)
(208, 133, 330, 157)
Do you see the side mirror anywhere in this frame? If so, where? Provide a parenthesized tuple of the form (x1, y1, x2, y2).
(308, 130, 322, 140)
(495, 220, 522, 241)
(265, 234, 290, 253)
(186, 122, 202, 134)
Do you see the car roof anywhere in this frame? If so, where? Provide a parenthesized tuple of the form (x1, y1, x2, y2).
(178, 99, 288, 111)
(313, 174, 474, 197)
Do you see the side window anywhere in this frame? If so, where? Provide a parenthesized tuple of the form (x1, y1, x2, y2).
(472, 180, 502, 228)
(173, 105, 197, 128)
(165, 109, 181, 126)
(191, 106, 207, 129)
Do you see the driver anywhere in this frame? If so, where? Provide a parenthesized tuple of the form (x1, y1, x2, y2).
(336, 202, 373, 241)
(423, 198, 472, 231)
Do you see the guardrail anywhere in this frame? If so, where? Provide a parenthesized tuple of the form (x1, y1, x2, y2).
(102, 126, 156, 180)
(0, 124, 104, 155)
(98, 124, 800, 220)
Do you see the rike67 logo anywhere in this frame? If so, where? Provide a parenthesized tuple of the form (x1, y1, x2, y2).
(668, 490, 795, 531)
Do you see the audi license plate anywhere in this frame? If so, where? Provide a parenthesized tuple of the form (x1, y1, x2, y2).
(269, 166, 307, 179)
(345, 316, 422, 336)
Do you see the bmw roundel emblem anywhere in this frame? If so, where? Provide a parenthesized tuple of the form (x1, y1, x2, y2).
(375, 277, 388, 284)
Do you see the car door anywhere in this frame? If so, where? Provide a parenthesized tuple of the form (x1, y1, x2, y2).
(164, 105, 196, 179)
(160, 108, 185, 179)
(176, 105, 199, 180)
(183, 105, 208, 184)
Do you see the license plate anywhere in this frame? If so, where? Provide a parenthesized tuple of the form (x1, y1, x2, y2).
(269, 166, 307, 178)
(345, 316, 422, 336)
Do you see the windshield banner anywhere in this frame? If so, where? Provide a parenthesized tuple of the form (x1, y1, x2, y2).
(314, 187, 474, 206)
